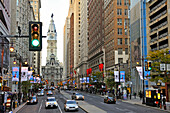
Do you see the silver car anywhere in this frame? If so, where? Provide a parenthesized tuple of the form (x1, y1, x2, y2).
(64, 100, 79, 112)
(45, 97, 58, 108)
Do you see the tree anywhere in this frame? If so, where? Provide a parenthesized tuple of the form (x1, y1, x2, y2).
(105, 71, 116, 90)
(22, 81, 31, 101)
(147, 49, 170, 83)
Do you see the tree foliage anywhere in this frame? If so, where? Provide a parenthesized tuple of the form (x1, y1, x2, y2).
(147, 49, 170, 83)
(105, 71, 115, 90)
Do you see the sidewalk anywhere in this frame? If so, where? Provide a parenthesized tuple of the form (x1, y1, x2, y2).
(61, 91, 107, 113)
(122, 96, 170, 112)
(11, 102, 26, 113)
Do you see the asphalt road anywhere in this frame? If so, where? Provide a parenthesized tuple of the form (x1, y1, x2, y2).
(65, 90, 168, 113)
(17, 90, 85, 113)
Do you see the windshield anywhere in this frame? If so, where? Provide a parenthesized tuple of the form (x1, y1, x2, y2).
(76, 93, 81, 95)
(47, 98, 55, 101)
(108, 97, 113, 99)
(33, 97, 36, 99)
(48, 91, 52, 93)
(66, 101, 76, 104)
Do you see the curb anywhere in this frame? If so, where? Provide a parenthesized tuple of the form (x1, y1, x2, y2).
(14, 102, 27, 113)
(122, 100, 170, 113)
(78, 105, 88, 113)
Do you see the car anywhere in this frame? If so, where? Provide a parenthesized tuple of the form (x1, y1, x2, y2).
(104, 95, 116, 104)
(64, 100, 78, 112)
(72, 93, 84, 100)
(47, 90, 53, 95)
(37, 90, 44, 96)
(45, 97, 58, 108)
(51, 87, 55, 90)
(27, 96, 38, 104)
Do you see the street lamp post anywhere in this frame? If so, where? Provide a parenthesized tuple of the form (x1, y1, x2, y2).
(142, 56, 145, 104)
(118, 63, 121, 99)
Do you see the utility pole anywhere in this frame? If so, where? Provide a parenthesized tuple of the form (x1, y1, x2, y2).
(142, 56, 145, 104)
(118, 63, 121, 99)
(18, 26, 22, 105)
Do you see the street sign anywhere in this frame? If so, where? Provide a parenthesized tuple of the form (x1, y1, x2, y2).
(167, 64, 170, 71)
(160, 64, 165, 71)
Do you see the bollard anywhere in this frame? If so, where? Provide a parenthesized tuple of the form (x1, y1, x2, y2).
(160, 103, 162, 109)
(164, 105, 166, 110)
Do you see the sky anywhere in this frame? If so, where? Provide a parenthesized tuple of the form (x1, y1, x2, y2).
(40, 0, 69, 66)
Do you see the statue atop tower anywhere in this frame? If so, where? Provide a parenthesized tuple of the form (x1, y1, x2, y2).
(46, 14, 57, 61)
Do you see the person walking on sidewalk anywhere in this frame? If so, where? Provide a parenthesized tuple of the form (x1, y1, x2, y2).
(134, 92, 136, 99)
(139, 91, 142, 100)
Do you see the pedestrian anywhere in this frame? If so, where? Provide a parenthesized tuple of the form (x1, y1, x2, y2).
(130, 93, 131, 100)
(139, 91, 142, 100)
(127, 91, 129, 99)
(13, 100, 15, 110)
(134, 92, 136, 99)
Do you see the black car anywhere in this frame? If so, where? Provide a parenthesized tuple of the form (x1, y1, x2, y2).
(27, 96, 38, 104)
(104, 95, 116, 104)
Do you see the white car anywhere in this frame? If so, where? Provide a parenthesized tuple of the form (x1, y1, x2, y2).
(64, 100, 78, 112)
(37, 90, 44, 96)
(45, 97, 58, 108)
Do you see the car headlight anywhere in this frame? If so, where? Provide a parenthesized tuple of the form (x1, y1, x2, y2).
(83, 96, 84, 99)
(66, 106, 69, 109)
(46, 102, 49, 105)
(75, 106, 78, 108)
(54, 102, 57, 105)
(27, 100, 29, 102)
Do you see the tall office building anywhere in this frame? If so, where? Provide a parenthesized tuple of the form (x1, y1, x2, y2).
(104, 0, 129, 72)
(0, 0, 11, 91)
(63, 0, 81, 86)
(29, 0, 41, 75)
(88, 0, 104, 73)
(146, 0, 170, 102)
(77, 0, 88, 88)
(10, 0, 35, 92)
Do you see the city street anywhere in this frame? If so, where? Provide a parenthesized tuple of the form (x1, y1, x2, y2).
(17, 90, 85, 113)
(65, 90, 168, 113)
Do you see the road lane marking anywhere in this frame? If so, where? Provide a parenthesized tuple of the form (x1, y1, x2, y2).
(57, 101, 63, 113)
(38, 100, 43, 113)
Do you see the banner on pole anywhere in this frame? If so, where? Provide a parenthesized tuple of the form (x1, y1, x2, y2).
(12, 67, 19, 81)
(120, 71, 125, 82)
(21, 67, 28, 81)
(30, 75, 34, 83)
(136, 66, 143, 80)
(28, 71, 32, 80)
(114, 71, 119, 82)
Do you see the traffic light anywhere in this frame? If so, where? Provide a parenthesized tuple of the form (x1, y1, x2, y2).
(29, 21, 42, 51)
(148, 62, 152, 71)
(145, 61, 148, 71)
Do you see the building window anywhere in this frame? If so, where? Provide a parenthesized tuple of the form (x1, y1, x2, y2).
(117, 18, 122, 25)
(118, 38, 122, 45)
(34, 5, 36, 8)
(51, 49, 53, 53)
(118, 48, 122, 54)
(125, 9, 128, 15)
(125, 19, 128, 26)
(118, 28, 122, 35)
(125, 38, 128, 45)
(118, 58, 123, 63)
(125, 29, 128, 35)
(124, 0, 129, 5)
(125, 48, 128, 54)
(117, 0, 122, 5)
(117, 9, 122, 15)
(35, 1, 36, 4)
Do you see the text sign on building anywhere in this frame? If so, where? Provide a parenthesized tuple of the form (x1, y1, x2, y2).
(12, 67, 19, 81)
(160, 64, 165, 71)
(114, 71, 119, 82)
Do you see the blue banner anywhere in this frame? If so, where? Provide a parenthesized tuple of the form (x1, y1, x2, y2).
(12, 67, 19, 81)
(30, 75, 34, 83)
(120, 71, 125, 82)
(87, 77, 89, 83)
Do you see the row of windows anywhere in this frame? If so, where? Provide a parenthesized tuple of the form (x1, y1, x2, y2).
(117, 9, 128, 15)
(117, 0, 129, 6)
(118, 48, 128, 55)
(117, 18, 128, 26)
(118, 38, 128, 45)
(118, 28, 127, 35)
